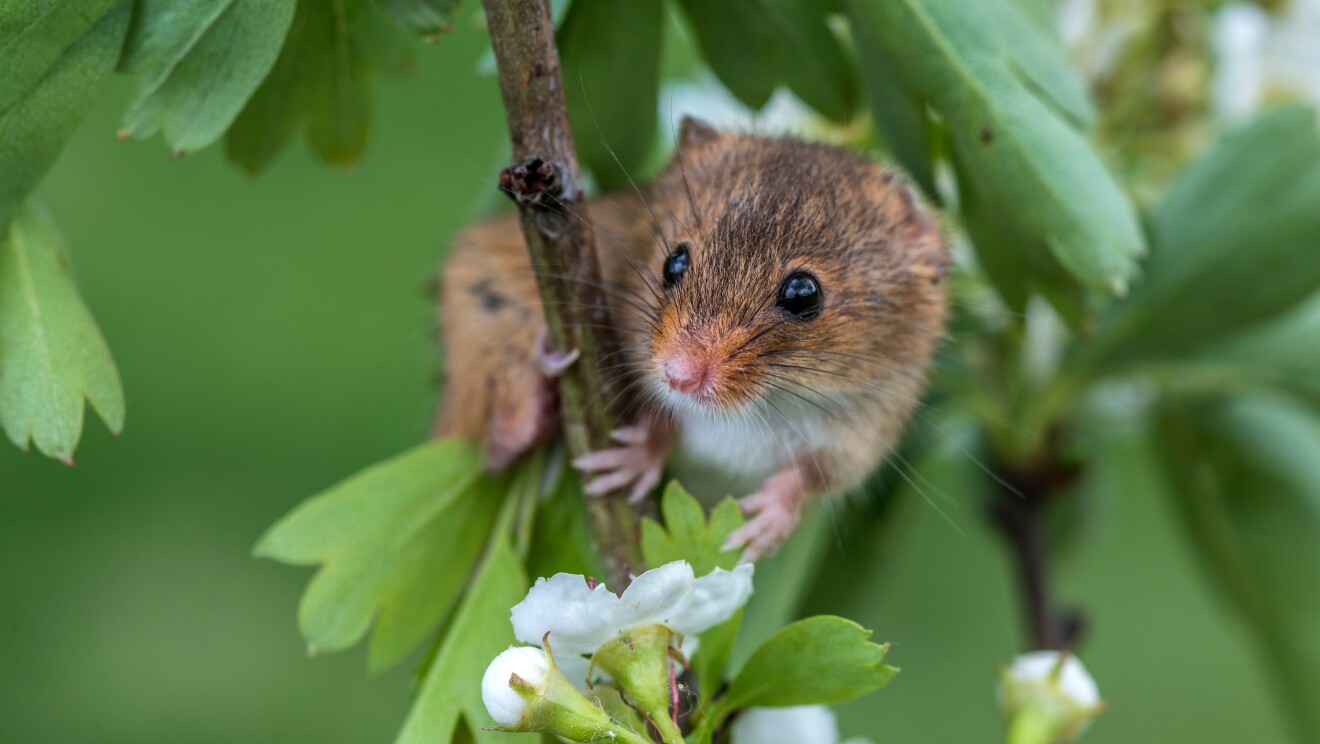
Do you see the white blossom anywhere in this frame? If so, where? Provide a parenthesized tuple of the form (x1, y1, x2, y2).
(509, 560, 754, 683)
(730, 705, 874, 744)
(1005, 650, 1100, 709)
(1214, 0, 1320, 119)
(481, 646, 550, 725)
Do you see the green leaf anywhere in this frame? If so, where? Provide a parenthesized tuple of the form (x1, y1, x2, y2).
(376, 0, 459, 39)
(225, 0, 409, 174)
(558, 0, 663, 187)
(641, 481, 743, 576)
(254, 439, 503, 673)
(396, 534, 528, 744)
(641, 482, 745, 703)
(703, 615, 896, 735)
(0, 0, 121, 113)
(116, 0, 296, 155)
(1156, 396, 1320, 741)
(673, 0, 858, 120)
(1091, 106, 1320, 366)
(0, 1, 129, 228)
(1209, 295, 1320, 409)
(527, 463, 606, 581)
(847, 0, 1143, 321)
(0, 197, 125, 461)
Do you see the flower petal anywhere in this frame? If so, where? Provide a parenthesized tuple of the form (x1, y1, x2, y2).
(730, 705, 839, 744)
(611, 560, 696, 630)
(482, 646, 549, 725)
(511, 573, 618, 654)
(666, 564, 754, 636)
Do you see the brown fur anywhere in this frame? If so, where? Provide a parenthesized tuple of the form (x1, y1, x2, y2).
(435, 118, 949, 501)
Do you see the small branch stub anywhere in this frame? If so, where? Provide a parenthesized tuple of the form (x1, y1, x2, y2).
(482, 0, 641, 587)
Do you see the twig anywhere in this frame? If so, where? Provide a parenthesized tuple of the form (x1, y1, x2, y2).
(988, 430, 1086, 650)
(481, 0, 641, 587)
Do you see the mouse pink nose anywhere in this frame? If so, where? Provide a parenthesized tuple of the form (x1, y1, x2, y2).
(664, 355, 710, 395)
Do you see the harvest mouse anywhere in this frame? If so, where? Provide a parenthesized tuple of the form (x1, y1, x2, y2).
(434, 118, 950, 561)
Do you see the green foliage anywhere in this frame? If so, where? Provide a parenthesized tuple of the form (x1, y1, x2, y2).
(397, 534, 528, 744)
(255, 439, 504, 673)
(641, 482, 743, 575)
(847, 0, 1144, 325)
(1156, 396, 1320, 741)
(117, 0, 297, 155)
(673, 0, 857, 121)
(0, 198, 124, 461)
(641, 482, 745, 705)
(378, 0, 460, 39)
(1092, 106, 1320, 367)
(226, 0, 412, 175)
(559, 0, 663, 186)
(0, 0, 128, 229)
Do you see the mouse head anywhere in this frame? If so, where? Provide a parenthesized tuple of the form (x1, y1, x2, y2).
(632, 118, 950, 419)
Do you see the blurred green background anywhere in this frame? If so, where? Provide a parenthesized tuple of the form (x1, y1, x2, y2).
(0, 12, 1293, 744)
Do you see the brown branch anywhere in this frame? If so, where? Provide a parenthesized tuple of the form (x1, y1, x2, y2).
(481, 0, 640, 587)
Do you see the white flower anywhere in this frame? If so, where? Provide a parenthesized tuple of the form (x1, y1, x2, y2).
(510, 560, 754, 682)
(482, 646, 550, 725)
(731, 706, 838, 744)
(1004, 651, 1100, 709)
(1214, 0, 1320, 119)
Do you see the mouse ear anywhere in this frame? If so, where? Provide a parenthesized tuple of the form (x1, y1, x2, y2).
(678, 116, 722, 149)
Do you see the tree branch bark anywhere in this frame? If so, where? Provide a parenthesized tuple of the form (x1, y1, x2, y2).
(481, 0, 640, 588)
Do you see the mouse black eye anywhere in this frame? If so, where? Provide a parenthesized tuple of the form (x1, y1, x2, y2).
(663, 244, 691, 289)
(777, 271, 823, 320)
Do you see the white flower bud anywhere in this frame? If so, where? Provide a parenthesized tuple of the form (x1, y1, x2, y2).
(481, 646, 549, 725)
(1005, 651, 1100, 709)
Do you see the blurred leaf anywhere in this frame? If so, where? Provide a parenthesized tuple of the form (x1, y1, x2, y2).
(225, 0, 410, 174)
(0, 0, 121, 113)
(117, 0, 296, 155)
(641, 482, 744, 704)
(720, 616, 897, 711)
(641, 481, 743, 575)
(847, 0, 1142, 323)
(0, 1, 129, 228)
(0, 197, 125, 461)
(254, 439, 503, 673)
(527, 463, 605, 581)
(1209, 294, 1320, 408)
(559, 0, 663, 187)
(376, 0, 458, 38)
(1157, 395, 1320, 741)
(1092, 106, 1320, 366)
(674, 0, 857, 120)
(396, 534, 527, 744)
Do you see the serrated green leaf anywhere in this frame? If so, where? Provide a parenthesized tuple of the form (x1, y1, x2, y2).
(559, 0, 663, 187)
(376, 0, 458, 38)
(641, 481, 743, 576)
(1156, 396, 1320, 741)
(847, 0, 1143, 322)
(674, 0, 858, 120)
(255, 439, 503, 673)
(117, 0, 295, 155)
(0, 0, 121, 113)
(0, 197, 125, 461)
(641, 482, 745, 705)
(705, 615, 895, 733)
(225, 0, 409, 174)
(1091, 106, 1320, 366)
(396, 534, 528, 744)
(0, 1, 129, 229)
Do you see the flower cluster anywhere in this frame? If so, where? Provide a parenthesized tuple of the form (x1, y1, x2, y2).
(481, 560, 753, 742)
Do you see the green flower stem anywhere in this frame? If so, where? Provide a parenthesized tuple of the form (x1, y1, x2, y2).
(593, 626, 686, 744)
(1005, 707, 1058, 744)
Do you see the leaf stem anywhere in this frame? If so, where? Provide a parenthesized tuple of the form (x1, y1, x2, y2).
(480, 0, 642, 588)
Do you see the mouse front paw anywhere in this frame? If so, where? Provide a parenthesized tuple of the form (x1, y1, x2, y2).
(722, 469, 809, 562)
(572, 422, 668, 504)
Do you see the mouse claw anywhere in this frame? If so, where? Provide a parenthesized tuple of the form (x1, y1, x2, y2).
(534, 330, 580, 377)
(572, 421, 667, 502)
(722, 470, 809, 562)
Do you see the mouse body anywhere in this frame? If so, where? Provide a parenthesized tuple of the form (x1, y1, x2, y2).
(434, 119, 950, 560)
